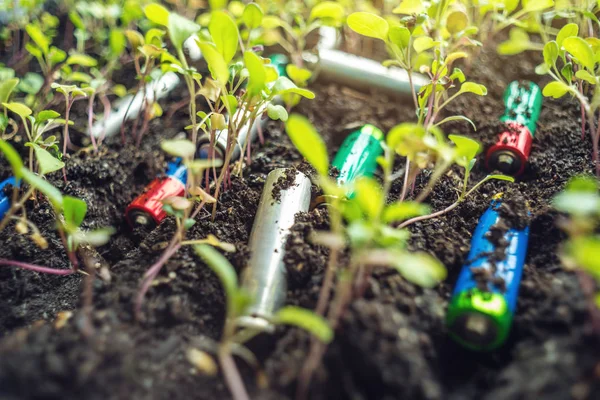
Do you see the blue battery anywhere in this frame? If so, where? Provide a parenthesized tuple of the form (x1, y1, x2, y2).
(165, 159, 188, 184)
(446, 197, 530, 350)
(0, 176, 20, 219)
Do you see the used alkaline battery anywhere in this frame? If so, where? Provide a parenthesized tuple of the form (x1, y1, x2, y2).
(238, 168, 312, 332)
(89, 72, 180, 139)
(486, 81, 543, 176)
(446, 196, 530, 351)
(333, 124, 384, 186)
(125, 159, 188, 230)
(304, 49, 428, 97)
(0, 177, 19, 219)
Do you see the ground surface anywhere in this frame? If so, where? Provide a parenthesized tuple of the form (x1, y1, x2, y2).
(0, 38, 599, 400)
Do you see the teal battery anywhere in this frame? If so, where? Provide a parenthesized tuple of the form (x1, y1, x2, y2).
(332, 124, 384, 188)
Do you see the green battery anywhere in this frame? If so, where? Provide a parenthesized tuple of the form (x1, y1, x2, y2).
(268, 53, 289, 79)
(499, 81, 543, 136)
(332, 124, 384, 187)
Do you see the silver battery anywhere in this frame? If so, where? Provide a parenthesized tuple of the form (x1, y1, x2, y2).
(305, 49, 428, 97)
(238, 168, 312, 332)
(196, 101, 272, 162)
(89, 72, 180, 139)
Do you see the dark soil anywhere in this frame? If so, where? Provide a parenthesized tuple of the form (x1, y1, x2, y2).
(1, 37, 599, 400)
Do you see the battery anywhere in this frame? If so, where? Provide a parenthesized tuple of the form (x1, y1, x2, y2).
(0, 177, 19, 219)
(486, 81, 543, 176)
(237, 168, 312, 332)
(446, 196, 529, 351)
(303, 49, 428, 98)
(332, 124, 384, 186)
(125, 160, 188, 229)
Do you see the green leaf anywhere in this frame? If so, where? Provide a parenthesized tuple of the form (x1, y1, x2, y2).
(556, 23, 578, 48)
(72, 227, 115, 247)
(561, 62, 573, 82)
(161, 139, 196, 159)
(267, 103, 288, 121)
(194, 244, 239, 315)
(435, 115, 476, 131)
(354, 177, 383, 220)
(63, 196, 87, 229)
(144, 3, 170, 26)
(25, 143, 64, 175)
(497, 28, 531, 55)
(392, 0, 425, 14)
(458, 82, 487, 96)
(347, 12, 389, 41)
(168, 13, 201, 50)
(66, 53, 97, 67)
(446, 11, 468, 34)
(199, 42, 230, 83)
(25, 24, 49, 54)
(388, 26, 410, 49)
(0, 139, 24, 178)
(486, 174, 515, 182)
(382, 201, 431, 223)
(244, 51, 266, 96)
(563, 37, 595, 71)
(413, 36, 434, 53)
(209, 11, 239, 64)
(242, 3, 263, 29)
(20, 168, 63, 210)
(393, 251, 446, 288)
(575, 70, 597, 85)
(543, 41, 558, 67)
(3, 102, 32, 118)
(35, 110, 61, 124)
(285, 113, 328, 176)
(17, 73, 44, 95)
(542, 81, 571, 98)
(522, 0, 554, 12)
(0, 78, 19, 104)
(275, 306, 333, 344)
(570, 237, 600, 280)
(109, 29, 127, 56)
(272, 76, 315, 99)
(553, 192, 600, 216)
(309, 1, 344, 27)
(449, 134, 481, 168)
(286, 65, 312, 85)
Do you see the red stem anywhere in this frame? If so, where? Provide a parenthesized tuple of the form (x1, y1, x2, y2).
(0, 259, 74, 275)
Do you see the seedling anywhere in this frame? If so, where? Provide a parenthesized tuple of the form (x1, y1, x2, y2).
(536, 22, 600, 176)
(0, 139, 113, 274)
(447, 194, 530, 351)
(194, 243, 332, 400)
(51, 83, 91, 164)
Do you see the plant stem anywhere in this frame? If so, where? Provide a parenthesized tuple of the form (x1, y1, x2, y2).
(0, 258, 74, 275)
(219, 345, 251, 400)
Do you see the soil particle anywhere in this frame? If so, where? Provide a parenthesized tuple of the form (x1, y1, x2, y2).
(270, 168, 300, 203)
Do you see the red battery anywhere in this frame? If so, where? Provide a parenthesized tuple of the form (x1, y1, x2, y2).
(486, 122, 533, 177)
(126, 176, 186, 229)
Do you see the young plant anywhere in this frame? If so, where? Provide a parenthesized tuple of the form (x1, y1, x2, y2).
(536, 23, 600, 176)
(285, 113, 513, 395)
(347, 3, 488, 198)
(51, 83, 91, 164)
(193, 244, 332, 400)
(553, 175, 600, 332)
(0, 139, 113, 273)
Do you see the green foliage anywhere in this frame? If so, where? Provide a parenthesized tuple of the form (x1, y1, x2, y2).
(275, 306, 333, 343)
(161, 139, 197, 159)
(285, 113, 328, 176)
